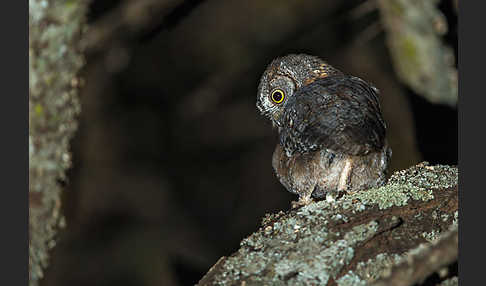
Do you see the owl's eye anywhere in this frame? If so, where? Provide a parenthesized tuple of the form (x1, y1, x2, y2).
(271, 89, 285, 104)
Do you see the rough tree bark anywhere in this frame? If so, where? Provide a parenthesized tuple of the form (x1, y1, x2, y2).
(198, 162, 458, 286)
(29, 1, 87, 285)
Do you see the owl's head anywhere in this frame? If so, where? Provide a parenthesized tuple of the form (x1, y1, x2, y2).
(256, 54, 341, 127)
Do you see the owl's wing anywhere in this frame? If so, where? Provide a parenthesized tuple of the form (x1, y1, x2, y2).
(279, 75, 386, 156)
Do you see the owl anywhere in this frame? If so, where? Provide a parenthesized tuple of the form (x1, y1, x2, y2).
(257, 54, 392, 207)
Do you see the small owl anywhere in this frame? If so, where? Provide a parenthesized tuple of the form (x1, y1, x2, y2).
(257, 54, 392, 207)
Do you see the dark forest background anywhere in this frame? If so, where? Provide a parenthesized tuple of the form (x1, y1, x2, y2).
(41, 1, 457, 285)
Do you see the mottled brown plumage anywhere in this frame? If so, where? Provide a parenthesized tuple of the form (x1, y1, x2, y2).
(257, 54, 391, 207)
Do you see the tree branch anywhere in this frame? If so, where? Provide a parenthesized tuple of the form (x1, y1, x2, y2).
(197, 163, 458, 285)
(377, 0, 457, 106)
(371, 225, 458, 286)
(29, 1, 87, 285)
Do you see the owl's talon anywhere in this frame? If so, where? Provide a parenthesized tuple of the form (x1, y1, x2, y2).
(325, 193, 336, 203)
(291, 196, 314, 209)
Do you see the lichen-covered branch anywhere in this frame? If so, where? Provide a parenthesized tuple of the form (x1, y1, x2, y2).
(197, 163, 458, 285)
(377, 0, 457, 106)
(29, 1, 87, 285)
(371, 225, 458, 286)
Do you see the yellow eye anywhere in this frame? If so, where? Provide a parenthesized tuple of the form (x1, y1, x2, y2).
(271, 89, 285, 104)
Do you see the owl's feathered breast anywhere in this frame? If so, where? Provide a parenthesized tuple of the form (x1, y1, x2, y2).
(279, 74, 386, 156)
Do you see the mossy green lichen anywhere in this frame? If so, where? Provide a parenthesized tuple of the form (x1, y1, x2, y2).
(336, 271, 367, 286)
(345, 162, 456, 210)
(353, 253, 403, 283)
(387, 163, 457, 189)
(348, 183, 414, 210)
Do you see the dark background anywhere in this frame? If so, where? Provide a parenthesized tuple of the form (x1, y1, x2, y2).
(42, 1, 457, 285)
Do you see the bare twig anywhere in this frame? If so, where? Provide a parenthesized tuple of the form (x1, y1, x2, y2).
(353, 21, 383, 46)
(348, 0, 378, 20)
(83, 0, 184, 51)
